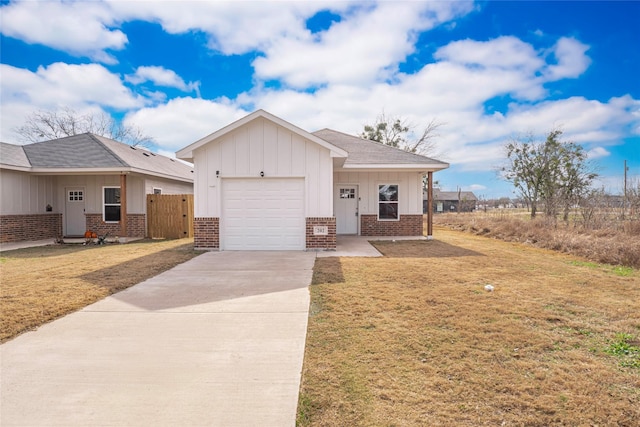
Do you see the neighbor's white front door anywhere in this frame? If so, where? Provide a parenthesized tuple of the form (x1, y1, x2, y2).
(335, 185, 358, 234)
(65, 187, 85, 236)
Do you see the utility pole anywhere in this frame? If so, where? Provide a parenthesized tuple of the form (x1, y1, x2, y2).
(623, 160, 628, 219)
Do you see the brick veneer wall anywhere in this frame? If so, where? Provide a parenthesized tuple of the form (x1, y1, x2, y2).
(86, 213, 146, 238)
(306, 217, 336, 250)
(194, 217, 219, 249)
(360, 214, 423, 236)
(0, 213, 62, 243)
(86, 214, 121, 236)
(127, 214, 146, 238)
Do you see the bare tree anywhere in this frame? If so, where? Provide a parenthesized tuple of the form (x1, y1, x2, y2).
(501, 129, 597, 219)
(14, 107, 153, 147)
(627, 178, 640, 217)
(360, 111, 444, 157)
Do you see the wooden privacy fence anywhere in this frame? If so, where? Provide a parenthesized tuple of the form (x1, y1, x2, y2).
(146, 194, 194, 239)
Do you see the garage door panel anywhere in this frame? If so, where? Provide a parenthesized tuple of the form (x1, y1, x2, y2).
(221, 178, 305, 250)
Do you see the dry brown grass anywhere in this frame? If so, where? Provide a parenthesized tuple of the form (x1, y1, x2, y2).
(0, 239, 200, 342)
(434, 212, 640, 268)
(298, 228, 640, 426)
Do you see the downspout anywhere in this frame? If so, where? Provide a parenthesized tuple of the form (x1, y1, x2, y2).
(120, 173, 127, 238)
(427, 171, 433, 240)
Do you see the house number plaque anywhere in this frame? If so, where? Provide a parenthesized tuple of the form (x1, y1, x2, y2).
(313, 226, 328, 235)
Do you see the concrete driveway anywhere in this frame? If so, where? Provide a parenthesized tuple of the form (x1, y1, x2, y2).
(0, 251, 315, 427)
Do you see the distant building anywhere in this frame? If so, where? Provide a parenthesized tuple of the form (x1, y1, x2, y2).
(423, 189, 478, 213)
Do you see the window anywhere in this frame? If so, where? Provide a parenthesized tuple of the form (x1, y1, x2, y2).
(153, 188, 162, 195)
(378, 184, 399, 220)
(68, 190, 83, 202)
(339, 188, 355, 199)
(103, 187, 121, 222)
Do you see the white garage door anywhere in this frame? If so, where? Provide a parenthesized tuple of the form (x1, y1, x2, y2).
(221, 178, 305, 250)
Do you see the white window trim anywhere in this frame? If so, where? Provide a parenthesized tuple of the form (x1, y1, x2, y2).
(103, 186, 121, 223)
(378, 183, 400, 221)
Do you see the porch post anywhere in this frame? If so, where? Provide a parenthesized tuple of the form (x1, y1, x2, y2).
(120, 173, 127, 238)
(427, 171, 433, 240)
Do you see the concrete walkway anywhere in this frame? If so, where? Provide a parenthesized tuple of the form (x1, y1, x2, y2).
(0, 251, 315, 427)
(318, 235, 426, 257)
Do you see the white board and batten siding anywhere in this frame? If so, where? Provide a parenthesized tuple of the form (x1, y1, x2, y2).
(0, 169, 56, 215)
(144, 177, 194, 195)
(0, 171, 143, 217)
(192, 117, 334, 250)
(55, 175, 146, 215)
(334, 171, 424, 216)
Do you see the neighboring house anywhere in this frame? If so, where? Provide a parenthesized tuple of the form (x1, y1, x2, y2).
(176, 110, 449, 251)
(424, 189, 478, 213)
(1, 133, 193, 243)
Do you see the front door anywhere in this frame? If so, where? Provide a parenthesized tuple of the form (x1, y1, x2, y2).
(65, 187, 85, 236)
(335, 185, 358, 234)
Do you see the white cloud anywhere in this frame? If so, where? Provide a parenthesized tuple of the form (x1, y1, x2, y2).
(123, 97, 247, 152)
(126, 66, 200, 94)
(1, 1, 473, 87)
(587, 147, 610, 159)
(434, 36, 544, 73)
(544, 37, 591, 80)
(108, 0, 340, 54)
(0, 63, 145, 142)
(0, 63, 144, 110)
(503, 96, 639, 143)
(467, 184, 487, 191)
(0, 1, 126, 63)
(253, 1, 474, 88)
(0, 0, 320, 61)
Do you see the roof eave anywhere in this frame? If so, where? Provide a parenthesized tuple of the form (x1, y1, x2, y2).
(130, 169, 193, 183)
(0, 164, 32, 172)
(26, 167, 193, 182)
(339, 162, 450, 172)
(176, 151, 194, 163)
(28, 167, 131, 175)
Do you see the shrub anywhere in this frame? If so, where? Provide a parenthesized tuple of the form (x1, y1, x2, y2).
(433, 212, 640, 268)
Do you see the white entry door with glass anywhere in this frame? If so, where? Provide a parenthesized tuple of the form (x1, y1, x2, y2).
(335, 185, 358, 234)
(65, 187, 85, 236)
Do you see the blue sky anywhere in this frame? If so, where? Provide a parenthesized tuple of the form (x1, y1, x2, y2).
(1, 0, 638, 198)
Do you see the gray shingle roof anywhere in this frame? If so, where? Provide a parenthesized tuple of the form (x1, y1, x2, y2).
(0, 142, 31, 168)
(313, 129, 448, 168)
(22, 134, 127, 168)
(1, 134, 193, 181)
(93, 135, 194, 180)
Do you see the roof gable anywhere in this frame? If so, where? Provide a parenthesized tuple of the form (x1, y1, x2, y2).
(313, 129, 449, 171)
(176, 110, 347, 162)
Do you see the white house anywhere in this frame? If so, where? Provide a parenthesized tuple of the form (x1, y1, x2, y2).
(176, 110, 449, 251)
(1, 134, 193, 243)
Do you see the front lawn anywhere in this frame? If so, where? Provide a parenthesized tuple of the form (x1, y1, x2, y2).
(298, 228, 640, 426)
(0, 239, 200, 342)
